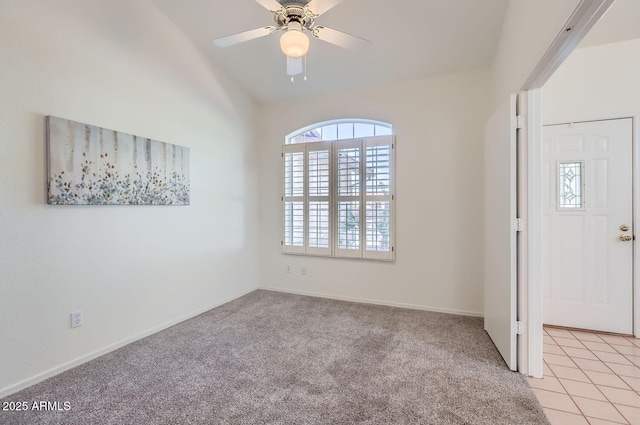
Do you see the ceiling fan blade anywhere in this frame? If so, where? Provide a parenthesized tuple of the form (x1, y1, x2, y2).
(307, 0, 343, 16)
(312, 26, 370, 50)
(213, 26, 276, 48)
(255, 0, 283, 12)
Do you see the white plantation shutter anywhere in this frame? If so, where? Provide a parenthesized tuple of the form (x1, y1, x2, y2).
(334, 136, 395, 260)
(364, 137, 394, 260)
(282, 127, 394, 260)
(307, 142, 331, 256)
(335, 139, 362, 258)
(283, 145, 305, 254)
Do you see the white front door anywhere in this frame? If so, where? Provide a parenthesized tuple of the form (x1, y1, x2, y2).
(543, 118, 633, 335)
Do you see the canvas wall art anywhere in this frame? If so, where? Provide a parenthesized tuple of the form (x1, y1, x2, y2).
(46, 116, 190, 205)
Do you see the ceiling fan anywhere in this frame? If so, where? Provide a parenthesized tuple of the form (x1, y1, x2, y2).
(213, 0, 370, 79)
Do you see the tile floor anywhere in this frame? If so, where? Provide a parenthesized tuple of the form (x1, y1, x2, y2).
(528, 327, 640, 424)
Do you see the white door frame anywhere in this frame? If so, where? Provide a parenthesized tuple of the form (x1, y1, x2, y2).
(634, 117, 640, 337)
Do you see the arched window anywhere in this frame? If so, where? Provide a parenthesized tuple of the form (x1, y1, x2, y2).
(285, 119, 393, 144)
(282, 119, 395, 260)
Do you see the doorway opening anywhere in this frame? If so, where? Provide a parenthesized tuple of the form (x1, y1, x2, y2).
(519, 0, 640, 383)
(513, 0, 640, 379)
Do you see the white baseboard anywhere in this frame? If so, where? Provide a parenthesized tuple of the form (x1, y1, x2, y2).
(0, 287, 257, 399)
(259, 285, 484, 318)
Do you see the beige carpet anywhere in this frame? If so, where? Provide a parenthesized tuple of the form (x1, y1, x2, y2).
(1, 290, 549, 424)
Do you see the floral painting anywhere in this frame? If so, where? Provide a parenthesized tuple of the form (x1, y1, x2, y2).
(46, 116, 190, 205)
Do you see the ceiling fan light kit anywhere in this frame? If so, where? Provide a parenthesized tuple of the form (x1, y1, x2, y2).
(212, 0, 370, 82)
(280, 21, 309, 58)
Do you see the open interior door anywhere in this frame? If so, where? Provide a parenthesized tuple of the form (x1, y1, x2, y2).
(484, 94, 518, 371)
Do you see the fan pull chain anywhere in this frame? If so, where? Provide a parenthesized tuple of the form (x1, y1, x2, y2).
(291, 55, 307, 84)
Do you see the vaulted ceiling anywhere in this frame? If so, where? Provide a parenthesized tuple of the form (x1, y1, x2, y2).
(149, 0, 640, 103)
(150, 0, 510, 102)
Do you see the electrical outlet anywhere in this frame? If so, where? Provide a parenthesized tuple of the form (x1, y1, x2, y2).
(286, 265, 291, 273)
(301, 266, 307, 275)
(70, 311, 83, 328)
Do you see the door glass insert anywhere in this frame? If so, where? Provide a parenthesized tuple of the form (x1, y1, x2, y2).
(558, 161, 584, 209)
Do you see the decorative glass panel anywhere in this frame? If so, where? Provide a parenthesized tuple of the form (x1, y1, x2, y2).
(366, 201, 390, 251)
(366, 145, 390, 195)
(308, 150, 329, 196)
(284, 201, 304, 246)
(338, 148, 360, 196)
(309, 201, 329, 248)
(284, 152, 304, 196)
(558, 161, 583, 209)
(338, 201, 360, 249)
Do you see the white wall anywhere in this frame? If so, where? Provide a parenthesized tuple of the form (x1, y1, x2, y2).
(258, 70, 491, 316)
(543, 39, 640, 123)
(0, 0, 260, 396)
(491, 0, 580, 107)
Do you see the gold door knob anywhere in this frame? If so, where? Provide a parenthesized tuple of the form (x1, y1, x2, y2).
(619, 234, 633, 242)
(620, 224, 630, 231)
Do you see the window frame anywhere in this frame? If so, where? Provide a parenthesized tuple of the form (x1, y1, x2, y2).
(282, 120, 395, 261)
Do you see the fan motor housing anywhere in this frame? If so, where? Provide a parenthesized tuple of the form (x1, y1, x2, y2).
(274, 5, 315, 29)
